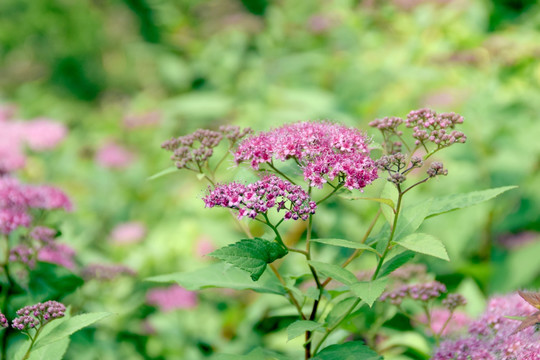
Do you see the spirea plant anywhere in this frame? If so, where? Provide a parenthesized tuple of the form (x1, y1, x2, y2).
(153, 109, 516, 359)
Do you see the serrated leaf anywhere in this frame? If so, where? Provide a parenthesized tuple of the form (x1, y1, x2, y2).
(147, 166, 177, 180)
(287, 320, 324, 341)
(395, 233, 449, 261)
(210, 238, 288, 281)
(426, 186, 517, 219)
(378, 251, 416, 278)
(311, 239, 380, 255)
(394, 198, 432, 241)
(350, 278, 388, 307)
(313, 341, 382, 360)
(33, 312, 111, 351)
(146, 263, 286, 295)
(308, 261, 357, 286)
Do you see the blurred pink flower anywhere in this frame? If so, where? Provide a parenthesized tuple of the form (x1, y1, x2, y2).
(110, 222, 146, 245)
(0, 105, 16, 122)
(417, 309, 471, 336)
(95, 142, 135, 169)
(146, 285, 197, 312)
(24, 118, 67, 151)
(26, 185, 73, 212)
(195, 237, 215, 257)
(37, 243, 76, 270)
(123, 111, 161, 129)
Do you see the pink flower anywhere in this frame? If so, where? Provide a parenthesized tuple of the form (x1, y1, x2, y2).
(23, 118, 67, 151)
(234, 121, 378, 190)
(26, 185, 73, 211)
(146, 285, 197, 312)
(110, 222, 146, 245)
(195, 237, 215, 257)
(37, 243, 76, 270)
(95, 142, 135, 169)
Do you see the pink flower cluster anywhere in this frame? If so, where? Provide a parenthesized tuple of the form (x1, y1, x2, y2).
(146, 285, 197, 312)
(380, 281, 447, 305)
(0, 108, 67, 174)
(234, 121, 378, 190)
(37, 243, 76, 270)
(0, 177, 72, 234)
(109, 221, 146, 245)
(203, 175, 317, 221)
(434, 293, 540, 360)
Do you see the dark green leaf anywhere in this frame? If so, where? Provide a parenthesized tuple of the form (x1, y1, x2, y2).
(210, 238, 288, 281)
(378, 251, 416, 278)
(313, 341, 382, 360)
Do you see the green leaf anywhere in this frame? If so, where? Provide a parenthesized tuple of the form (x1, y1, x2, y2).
(308, 261, 357, 286)
(146, 263, 286, 295)
(505, 316, 527, 321)
(210, 238, 288, 281)
(350, 278, 388, 307)
(313, 341, 382, 360)
(426, 186, 518, 219)
(311, 239, 380, 255)
(28, 338, 70, 360)
(147, 166, 177, 180)
(212, 347, 292, 360)
(33, 312, 111, 351)
(393, 198, 433, 241)
(305, 287, 321, 301)
(287, 320, 324, 341)
(378, 251, 416, 278)
(380, 182, 398, 224)
(395, 233, 449, 261)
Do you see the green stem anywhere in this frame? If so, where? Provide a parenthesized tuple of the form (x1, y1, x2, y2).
(22, 325, 43, 360)
(435, 309, 455, 344)
(305, 210, 322, 360)
(268, 163, 296, 185)
(316, 183, 344, 205)
(372, 185, 403, 281)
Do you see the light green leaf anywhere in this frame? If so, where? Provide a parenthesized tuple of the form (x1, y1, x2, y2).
(147, 166, 177, 180)
(380, 182, 398, 224)
(313, 341, 382, 360)
(325, 297, 358, 327)
(210, 238, 288, 281)
(395, 233, 449, 261)
(287, 320, 324, 341)
(146, 263, 286, 295)
(350, 278, 388, 307)
(378, 331, 430, 357)
(212, 347, 293, 360)
(378, 251, 416, 278)
(311, 239, 380, 255)
(33, 312, 111, 351)
(27, 338, 70, 360)
(505, 316, 527, 321)
(393, 198, 433, 241)
(426, 186, 518, 219)
(305, 287, 321, 301)
(308, 261, 357, 286)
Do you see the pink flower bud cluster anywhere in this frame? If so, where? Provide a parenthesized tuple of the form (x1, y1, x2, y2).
(434, 293, 540, 360)
(81, 263, 136, 281)
(12, 301, 66, 331)
(37, 243, 76, 270)
(405, 109, 466, 147)
(234, 121, 378, 190)
(203, 175, 316, 221)
(0, 177, 71, 235)
(443, 293, 467, 311)
(380, 281, 447, 305)
(9, 245, 36, 268)
(146, 285, 197, 312)
(162, 126, 251, 170)
(0, 110, 67, 174)
(0, 313, 7, 328)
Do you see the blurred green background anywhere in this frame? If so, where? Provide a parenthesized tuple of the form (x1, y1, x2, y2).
(1, 0, 539, 358)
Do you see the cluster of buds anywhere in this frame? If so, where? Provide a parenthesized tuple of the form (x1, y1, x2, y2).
(380, 281, 447, 306)
(9, 245, 36, 268)
(369, 117, 405, 154)
(427, 162, 448, 177)
(443, 293, 468, 311)
(203, 174, 316, 221)
(389, 264, 428, 284)
(162, 126, 251, 170)
(0, 313, 7, 329)
(406, 109, 466, 148)
(12, 301, 66, 331)
(375, 153, 425, 185)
